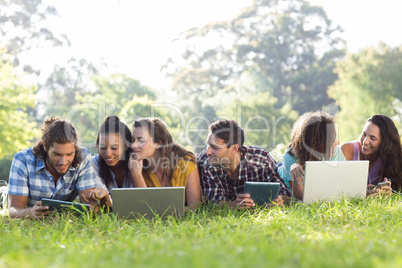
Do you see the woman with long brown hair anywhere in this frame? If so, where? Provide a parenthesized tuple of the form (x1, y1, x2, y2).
(341, 114, 402, 195)
(129, 118, 202, 208)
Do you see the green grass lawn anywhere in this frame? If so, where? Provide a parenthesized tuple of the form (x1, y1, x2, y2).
(1, 195, 401, 268)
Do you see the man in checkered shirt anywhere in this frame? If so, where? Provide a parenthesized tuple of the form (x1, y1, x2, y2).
(8, 117, 97, 218)
(198, 119, 291, 209)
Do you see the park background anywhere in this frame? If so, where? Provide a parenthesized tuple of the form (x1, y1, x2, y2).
(1, 0, 402, 181)
(1, 2, 402, 267)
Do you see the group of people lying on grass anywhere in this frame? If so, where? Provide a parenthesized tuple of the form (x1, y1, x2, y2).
(5, 112, 402, 218)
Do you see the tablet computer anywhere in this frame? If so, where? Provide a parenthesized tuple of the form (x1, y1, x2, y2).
(41, 198, 90, 212)
(244, 182, 280, 206)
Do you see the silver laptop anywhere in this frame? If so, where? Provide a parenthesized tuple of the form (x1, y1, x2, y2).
(112, 187, 185, 219)
(302, 161, 369, 204)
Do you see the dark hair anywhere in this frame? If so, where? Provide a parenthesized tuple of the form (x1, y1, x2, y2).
(32, 117, 81, 167)
(367, 114, 402, 191)
(209, 119, 245, 148)
(288, 112, 336, 168)
(133, 118, 195, 184)
(96, 116, 132, 189)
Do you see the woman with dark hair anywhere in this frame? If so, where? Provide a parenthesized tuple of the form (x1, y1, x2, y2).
(341, 114, 402, 195)
(129, 118, 202, 208)
(279, 111, 345, 200)
(82, 116, 133, 209)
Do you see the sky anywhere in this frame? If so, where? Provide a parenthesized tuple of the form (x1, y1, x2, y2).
(33, 0, 402, 89)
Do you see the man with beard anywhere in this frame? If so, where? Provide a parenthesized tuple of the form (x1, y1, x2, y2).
(198, 119, 291, 209)
(8, 117, 97, 218)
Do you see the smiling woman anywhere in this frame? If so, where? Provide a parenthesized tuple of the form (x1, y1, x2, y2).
(341, 114, 402, 193)
(82, 116, 133, 209)
(129, 118, 202, 208)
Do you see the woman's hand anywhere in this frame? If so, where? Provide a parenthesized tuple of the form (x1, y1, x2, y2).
(367, 178, 392, 196)
(128, 153, 148, 187)
(81, 188, 112, 211)
(128, 153, 143, 177)
(289, 163, 305, 200)
(81, 188, 108, 202)
(290, 163, 305, 184)
(379, 178, 393, 195)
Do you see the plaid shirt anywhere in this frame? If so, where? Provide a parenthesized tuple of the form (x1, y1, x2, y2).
(198, 146, 291, 203)
(8, 147, 96, 207)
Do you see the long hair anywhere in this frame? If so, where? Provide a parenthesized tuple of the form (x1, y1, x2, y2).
(96, 116, 133, 189)
(133, 118, 195, 184)
(32, 117, 81, 167)
(288, 112, 336, 168)
(367, 114, 402, 191)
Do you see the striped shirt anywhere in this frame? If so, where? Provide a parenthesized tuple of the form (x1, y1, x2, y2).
(8, 147, 96, 207)
(199, 146, 291, 203)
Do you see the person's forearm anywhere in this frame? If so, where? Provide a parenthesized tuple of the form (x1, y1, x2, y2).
(186, 196, 202, 208)
(8, 206, 33, 219)
(130, 172, 148, 187)
(186, 200, 203, 210)
(100, 194, 113, 210)
(290, 181, 304, 200)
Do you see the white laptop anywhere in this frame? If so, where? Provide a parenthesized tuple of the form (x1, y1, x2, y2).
(112, 187, 185, 219)
(302, 161, 369, 204)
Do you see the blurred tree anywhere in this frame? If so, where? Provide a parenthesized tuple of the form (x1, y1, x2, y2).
(174, 104, 217, 153)
(0, 0, 69, 68)
(0, 0, 74, 135)
(91, 73, 157, 108)
(121, 95, 185, 146)
(177, 65, 300, 154)
(0, 49, 38, 161)
(163, 0, 345, 114)
(0, 158, 12, 181)
(328, 43, 402, 142)
(219, 92, 298, 152)
(392, 98, 402, 132)
(39, 57, 100, 120)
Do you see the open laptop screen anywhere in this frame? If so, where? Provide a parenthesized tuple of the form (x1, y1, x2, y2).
(303, 161, 369, 204)
(112, 187, 185, 219)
